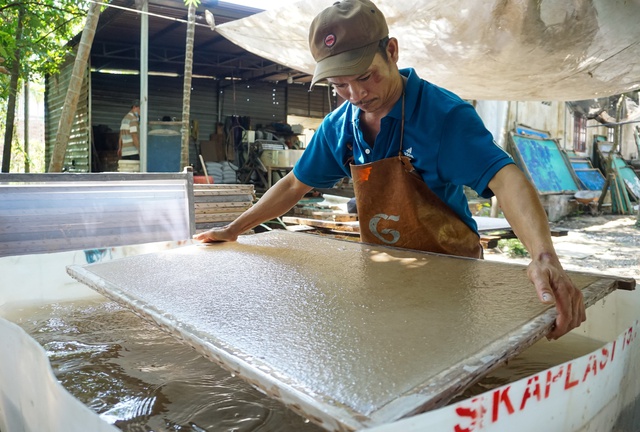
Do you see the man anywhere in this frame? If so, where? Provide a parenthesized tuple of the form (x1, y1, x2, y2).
(118, 100, 140, 161)
(194, 0, 585, 339)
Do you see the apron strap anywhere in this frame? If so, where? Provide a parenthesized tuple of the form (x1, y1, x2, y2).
(398, 80, 405, 158)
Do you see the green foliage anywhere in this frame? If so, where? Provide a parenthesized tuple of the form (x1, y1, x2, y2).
(8, 140, 45, 173)
(498, 238, 530, 258)
(0, 0, 87, 101)
(1, 0, 87, 173)
(0, 79, 46, 172)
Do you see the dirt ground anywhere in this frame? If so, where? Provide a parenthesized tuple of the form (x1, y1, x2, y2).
(484, 214, 640, 284)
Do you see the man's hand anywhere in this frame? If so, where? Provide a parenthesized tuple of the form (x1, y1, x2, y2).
(193, 226, 238, 243)
(192, 172, 312, 246)
(488, 165, 587, 339)
(527, 253, 586, 340)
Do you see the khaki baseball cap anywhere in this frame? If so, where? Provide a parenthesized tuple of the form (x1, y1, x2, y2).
(308, 0, 388, 86)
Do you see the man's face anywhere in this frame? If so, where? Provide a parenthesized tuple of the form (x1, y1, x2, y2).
(327, 52, 399, 115)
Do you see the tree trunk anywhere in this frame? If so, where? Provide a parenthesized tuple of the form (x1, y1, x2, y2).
(180, 3, 196, 170)
(48, 1, 102, 172)
(24, 80, 30, 172)
(1, 7, 24, 173)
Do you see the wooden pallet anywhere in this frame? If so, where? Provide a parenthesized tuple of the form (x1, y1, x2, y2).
(282, 215, 568, 250)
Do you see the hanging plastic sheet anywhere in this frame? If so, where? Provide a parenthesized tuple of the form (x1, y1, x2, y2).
(215, 0, 640, 101)
(0, 173, 195, 258)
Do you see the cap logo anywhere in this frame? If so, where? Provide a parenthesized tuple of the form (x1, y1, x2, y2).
(324, 34, 336, 48)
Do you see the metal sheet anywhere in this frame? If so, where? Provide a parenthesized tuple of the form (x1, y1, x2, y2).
(66, 231, 630, 431)
(473, 216, 512, 232)
(1, 173, 194, 257)
(215, 0, 640, 101)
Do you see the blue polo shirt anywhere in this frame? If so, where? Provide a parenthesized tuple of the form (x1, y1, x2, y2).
(293, 68, 514, 233)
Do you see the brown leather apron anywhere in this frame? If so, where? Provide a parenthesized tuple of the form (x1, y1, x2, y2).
(350, 91, 483, 259)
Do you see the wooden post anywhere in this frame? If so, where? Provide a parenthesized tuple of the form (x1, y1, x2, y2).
(180, 3, 196, 171)
(24, 80, 29, 173)
(199, 154, 210, 184)
(598, 95, 626, 211)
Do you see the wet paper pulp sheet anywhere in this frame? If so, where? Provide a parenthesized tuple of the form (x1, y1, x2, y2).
(67, 231, 633, 431)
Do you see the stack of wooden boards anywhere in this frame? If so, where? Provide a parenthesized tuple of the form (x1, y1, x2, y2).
(193, 183, 255, 233)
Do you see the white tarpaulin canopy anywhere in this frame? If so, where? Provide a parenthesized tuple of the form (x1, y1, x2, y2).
(215, 0, 640, 101)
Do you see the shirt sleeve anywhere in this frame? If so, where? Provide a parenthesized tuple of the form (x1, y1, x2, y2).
(293, 120, 351, 189)
(437, 104, 514, 198)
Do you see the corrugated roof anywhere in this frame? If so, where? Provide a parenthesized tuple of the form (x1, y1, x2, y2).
(85, 0, 309, 83)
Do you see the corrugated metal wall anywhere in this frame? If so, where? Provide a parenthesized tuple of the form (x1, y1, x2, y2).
(91, 74, 331, 139)
(287, 83, 335, 119)
(91, 73, 220, 140)
(45, 55, 90, 173)
(219, 81, 287, 129)
(217, 81, 332, 127)
(46, 70, 334, 173)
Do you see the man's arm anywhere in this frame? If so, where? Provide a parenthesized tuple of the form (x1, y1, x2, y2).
(488, 164, 586, 339)
(117, 135, 123, 157)
(193, 171, 313, 243)
(132, 132, 140, 152)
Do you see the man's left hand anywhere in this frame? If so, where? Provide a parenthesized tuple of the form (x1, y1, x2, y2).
(527, 253, 586, 340)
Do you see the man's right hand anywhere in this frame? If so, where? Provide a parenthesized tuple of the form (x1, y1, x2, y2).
(191, 172, 312, 245)
(192, 226, 238, 243)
